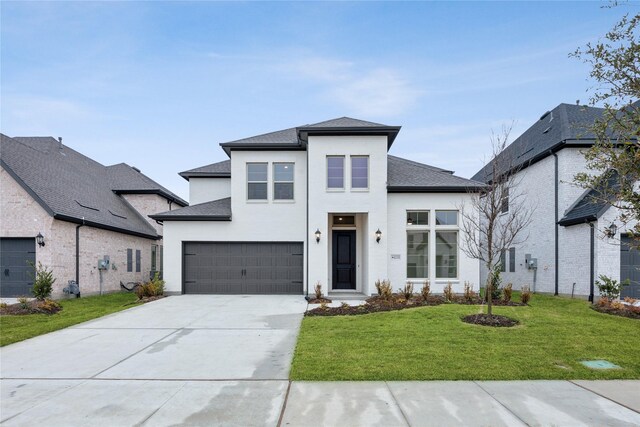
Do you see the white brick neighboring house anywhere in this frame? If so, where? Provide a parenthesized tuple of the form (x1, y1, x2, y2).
(0, 134, 187, 298)
(472, 103, 639, 300)
(151, 117, 485, 297)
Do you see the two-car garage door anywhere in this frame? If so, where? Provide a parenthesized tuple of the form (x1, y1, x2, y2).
(183, 242, 303, 294)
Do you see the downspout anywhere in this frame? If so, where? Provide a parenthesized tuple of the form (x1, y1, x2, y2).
(75, 218, 85, 298)
(552, 151, 559, 296)
(305, 144, 310, 297)
(589, 221, 595, 303)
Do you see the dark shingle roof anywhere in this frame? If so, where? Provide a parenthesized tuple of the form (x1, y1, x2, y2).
(150, 197, 231, 221)
(219, 117, 400, 154)
(472, 103, 606, 183)
(1, 134, 184, 238)
(179, 160, 231, 180)
(107, 163, 187, 205)
(387, 155, 486, 192)
(558, 171, 618, 226)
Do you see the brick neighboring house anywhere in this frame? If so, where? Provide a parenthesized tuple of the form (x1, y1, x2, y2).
(472, 103, 639, 300)
(0, 134, 187, 298)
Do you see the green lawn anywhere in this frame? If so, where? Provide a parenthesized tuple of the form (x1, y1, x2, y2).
(0, 293, 140, 346)
(291, 294, 640, 380)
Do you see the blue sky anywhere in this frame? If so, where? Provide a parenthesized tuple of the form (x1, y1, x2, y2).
(0, 1, 632, 200)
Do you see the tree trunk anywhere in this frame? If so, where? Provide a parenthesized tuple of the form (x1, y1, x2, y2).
(485, 262, 493, 317)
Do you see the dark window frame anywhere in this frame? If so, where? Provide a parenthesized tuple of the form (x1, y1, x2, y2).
(509, 247, 516, 272)
(135, 249, 141, 273)
(127, 248, 133, 272)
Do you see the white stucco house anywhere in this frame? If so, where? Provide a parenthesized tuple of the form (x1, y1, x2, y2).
(472, 103, 639, 300)
(151, 117, 485, 297)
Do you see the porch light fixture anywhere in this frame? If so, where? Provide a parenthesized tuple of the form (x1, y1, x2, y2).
(375, 228, 382, 243)
(315, 229, 321, 243)
(36, 232, 45, 247)
(605, 223, 617, 238)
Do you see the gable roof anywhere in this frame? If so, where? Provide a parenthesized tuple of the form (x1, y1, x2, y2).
(387, 155, 486, 192)
(1, 134, 184, 238)
(106, 163, 187, 205)
(558, 171, 619, 226)
(472, 103, 606, 183)
(179, 160, 231, 180)
(219, 117, 401, 155)
(150, 197, 231, 221)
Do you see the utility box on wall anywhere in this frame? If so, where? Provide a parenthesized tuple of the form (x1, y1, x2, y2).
(98, 256, 110, 270)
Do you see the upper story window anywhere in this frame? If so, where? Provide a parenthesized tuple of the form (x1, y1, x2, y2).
(247, 163, 268, 200)
(501, 188, 509, 214)
(327, 156, 345, 189)
(351, 156, 369, 189)
(435, 210, 458, 226)
(407, 210, 429, 226)
(273, 163, 294, 200)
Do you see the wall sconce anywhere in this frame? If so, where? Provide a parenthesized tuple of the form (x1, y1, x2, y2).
(36, 232, 45, 247)
(375, 228, 382, 243)
(315, 229, 321, 243)
(605, 223, 617, 238)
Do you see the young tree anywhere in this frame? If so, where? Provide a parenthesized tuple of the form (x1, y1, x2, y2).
(459, 125, 535, 316)
(571, 11, 640, 246)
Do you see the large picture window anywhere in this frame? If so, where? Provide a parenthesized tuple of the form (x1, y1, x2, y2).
(435, 210, 458, 226)
(351, 156, 369, 189)
(407, 231, 429, 278)
(273, 163, 294, 200)
(436, 231, 458, 278)
(247, 163, 268, 200)
(327, 156, 344, 189)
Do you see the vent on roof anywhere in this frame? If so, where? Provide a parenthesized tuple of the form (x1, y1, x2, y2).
(109, 210, 127, 219)
(75, 200, 99, 211)
(543, 126, 552, 134)
(132, 166, 141, 173)
(539, 111, 551, 121)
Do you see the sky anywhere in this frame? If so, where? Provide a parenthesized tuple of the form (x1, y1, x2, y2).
(1, 1, 634, 200)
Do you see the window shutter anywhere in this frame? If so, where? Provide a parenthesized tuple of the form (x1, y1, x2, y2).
(127, 249, 133, 272)
(135, 249, 141, 273)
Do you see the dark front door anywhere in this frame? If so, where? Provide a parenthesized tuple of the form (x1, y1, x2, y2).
(0, 238, 36, 298)
(332, 230, 356, 290)
(621, 235, 640, 299)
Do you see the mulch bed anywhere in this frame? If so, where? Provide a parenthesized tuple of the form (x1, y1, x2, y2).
(591, 305, 640, 319)
(306, 293, 529, 317)
(125, 295, 166, 306)
(462, 313, 519, 327)
(0, 299, 62, 316)
(306, 297, 332, 304)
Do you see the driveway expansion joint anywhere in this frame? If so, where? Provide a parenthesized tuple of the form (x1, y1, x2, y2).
(569, 380, 640, 415)
(473, 381, 531, 427)
(385, 381, 412, 427)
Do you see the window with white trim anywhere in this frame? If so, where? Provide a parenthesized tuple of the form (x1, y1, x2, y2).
(273, 163, 294, 200)
(247, 163, 268, 200)
(327, 156, 345, 189)
(351, 156, 369, 189)
(435, 231, 458, 278)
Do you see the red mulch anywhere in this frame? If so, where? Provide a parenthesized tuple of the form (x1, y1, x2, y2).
(462, 313, 519, 327)
(591, 305, 640, 319)
(0, 299, 62, 316)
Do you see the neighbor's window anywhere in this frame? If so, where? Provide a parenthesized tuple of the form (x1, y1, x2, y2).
(435, 210, 458, 226)
(509, 247, 516, 272)
(500, 250, 506, 272)
(407, 210, 429, 226)
(135, 249, 141, 273)
(247, 163, 268, 200)
(151, 244, 158, 272)
(327, 156, 344, 189)
(274, 163, 294, 200)
(159, 245, 164, 272)
(127, 248, 133, 272)
(351, 156, 369, 189)
(436, 231, 458, 278)
(501, 188, 509, 214)
(407, 231, 429, 278)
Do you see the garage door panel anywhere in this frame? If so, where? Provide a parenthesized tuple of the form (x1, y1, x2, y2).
(183, 242, 303, 294)
(621, 235, 640, 299)
(0, 238, 36, 298)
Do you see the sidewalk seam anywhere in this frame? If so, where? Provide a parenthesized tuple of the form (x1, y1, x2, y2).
(385, 382, 412, 427)
(569, 380, 640, 415)
(138, 381, 188, 426)
(473, 381, 531, 427)
(276, 380, 292, 427)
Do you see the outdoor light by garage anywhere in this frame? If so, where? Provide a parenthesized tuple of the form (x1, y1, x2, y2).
(605, 223, 617, 238)
(315, 229, 321, 243)
(375, 228, 382, 243)
(36, 232, 45, 247)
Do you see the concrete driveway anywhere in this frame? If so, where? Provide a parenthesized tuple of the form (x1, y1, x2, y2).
(0, 295, 307, 426)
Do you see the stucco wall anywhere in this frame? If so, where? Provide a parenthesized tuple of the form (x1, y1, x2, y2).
(189, 177, 231, 205)
(387, 193, 480, 294)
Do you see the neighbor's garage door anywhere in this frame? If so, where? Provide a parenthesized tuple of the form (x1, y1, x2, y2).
(183, 242, 303, 294)
(0, 238, 36, 298)
(621, 235, 640, 299)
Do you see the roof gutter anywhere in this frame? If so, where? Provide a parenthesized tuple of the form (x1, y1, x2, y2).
(387, 185, 487, 193)
(53, 214, 160, 240)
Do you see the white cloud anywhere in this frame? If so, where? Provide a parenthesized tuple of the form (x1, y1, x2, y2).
(287, 57, 423, 117)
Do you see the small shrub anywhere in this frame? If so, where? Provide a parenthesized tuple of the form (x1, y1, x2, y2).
(29, 262, 56, 301)
(595, 274, 629, 300)
(443, 282, 454, 302)
(340, 302, 350, 309)
(597, 297, 611, 307)
(488, 264, 502, 301)
(520, 285, 532, 304)
(375, 279, 382, 296)
(319, 302, 328, 310)
(0, 302, 7, 309)
(503, 283, 513, 302)
(135, 273, 165, 299)
(378, 280, 392, 300)
(623, 297, 637, 304)
(18, 296, 29, 309)
(610, 300, 625, 310)
(421, 280, 431, 300)
(463, 281, 476, 301)
(399, 282, 414, 300)
(39, 298, 61, 313)
(314, 281, 323, 299)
